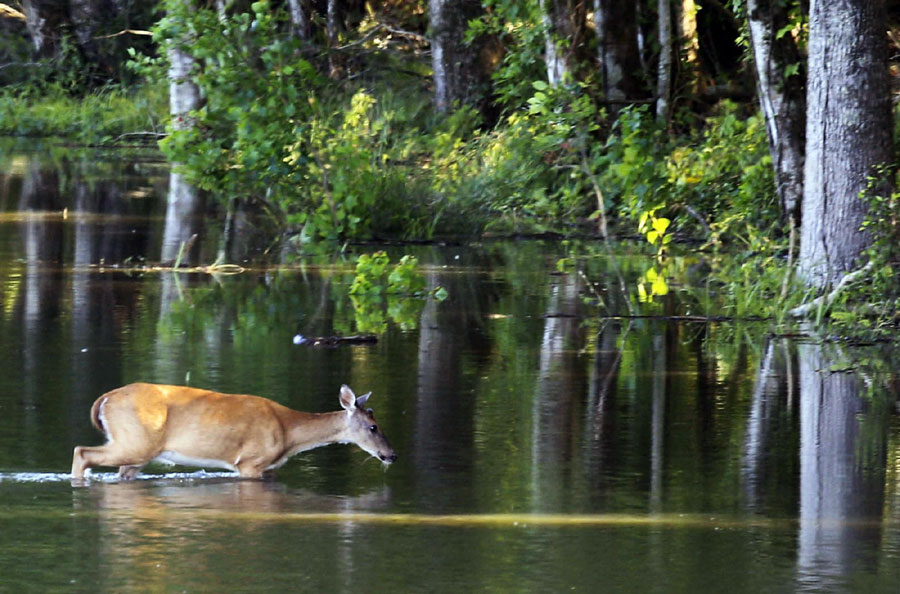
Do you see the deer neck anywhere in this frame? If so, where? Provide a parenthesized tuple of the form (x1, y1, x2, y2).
(284, 410, 349, 454)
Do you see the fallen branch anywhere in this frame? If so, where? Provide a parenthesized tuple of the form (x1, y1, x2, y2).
(293, 334, 378, 347)
(788, 261, 874, 318)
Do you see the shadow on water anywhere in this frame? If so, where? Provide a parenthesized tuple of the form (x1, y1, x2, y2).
(1, 142, 900, 592)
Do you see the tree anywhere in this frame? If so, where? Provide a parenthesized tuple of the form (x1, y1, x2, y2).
(746, 0, 806, 227)
(594, 0, 644, 103)
(429, 0, 488, 112)
(655, 0, 673, 122)
(798, 0, 893, 288)
(540, 0, 585, 86)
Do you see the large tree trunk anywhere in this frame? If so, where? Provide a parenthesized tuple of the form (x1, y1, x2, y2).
(287, 0, 311, 40)
(747, 0, 806, 227)
(429, 0, 487, 112)
(21, 0, 66, 58)
(799, 0, 893, 288)
(594, 0, 644, 102)
(540, 0, 586, 87)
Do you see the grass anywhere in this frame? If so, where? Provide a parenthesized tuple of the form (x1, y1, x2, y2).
(0, 82, 168, 144)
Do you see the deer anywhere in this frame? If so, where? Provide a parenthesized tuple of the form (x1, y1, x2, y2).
(71, 382, 397, 480)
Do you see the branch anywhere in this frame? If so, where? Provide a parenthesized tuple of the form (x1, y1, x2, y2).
(95, 29, 153, 39)
(0, 3, 25, 21)
(788, 261, 874, 318)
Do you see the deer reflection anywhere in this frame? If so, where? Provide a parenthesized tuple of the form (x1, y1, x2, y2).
(73, 478, 392, 591)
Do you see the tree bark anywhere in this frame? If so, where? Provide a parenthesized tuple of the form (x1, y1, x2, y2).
(287, 0, 311, 40)
(656, 0, 673, 122)
(799, 0, 893, 288)
(746, 0, 806, 226)
(428, 0, 487, 112)
(540, 0, 586, 87)
(21, 0, 66, 58)
(594, 0, 644, 102)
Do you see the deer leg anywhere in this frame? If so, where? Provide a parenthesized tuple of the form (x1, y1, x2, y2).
(71, 445, 151, 479)
(118, 464, 146, 480)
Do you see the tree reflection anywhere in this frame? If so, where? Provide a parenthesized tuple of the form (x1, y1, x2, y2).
(795, 340, 888, 590)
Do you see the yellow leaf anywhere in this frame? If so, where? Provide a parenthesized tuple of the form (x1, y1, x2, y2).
(646, 231, 659, 245)
(651, 275, 669, 296)
(637, 283, 649, 303)
(652, 217, 670, 234)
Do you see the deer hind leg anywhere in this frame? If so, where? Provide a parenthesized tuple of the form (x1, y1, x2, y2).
(71, 445, 152, 479)
(117, 464, 146, 480)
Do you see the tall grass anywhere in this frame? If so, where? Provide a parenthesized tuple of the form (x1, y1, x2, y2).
(0, 82, 167, 144)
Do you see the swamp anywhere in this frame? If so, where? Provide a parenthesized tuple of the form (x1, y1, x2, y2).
(0, 141, 898, 593)
(3, 1, 900, 592)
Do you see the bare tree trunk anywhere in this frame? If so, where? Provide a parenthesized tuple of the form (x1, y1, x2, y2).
(21, 0, 66, 58)
(799, 0, 893, 288)
(429, 0, 487, 112)
(679, 0, 701, 86)
(656, 0, 673, 122)
(540, 0, 585, 87)
(746, 0, 806, 226)
(594, 0, 644, 102)
(287, 0, 311, 40)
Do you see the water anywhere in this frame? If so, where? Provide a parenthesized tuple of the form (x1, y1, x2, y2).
(1, 140, 899, 593)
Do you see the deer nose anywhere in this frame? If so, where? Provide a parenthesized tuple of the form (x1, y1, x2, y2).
(381, 453, 398, 463)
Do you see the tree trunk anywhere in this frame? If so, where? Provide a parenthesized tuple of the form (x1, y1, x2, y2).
(799, 0, 893, 288)
(746, 0, 806, 226)
(287, 0, 311, 40)
(429, 0, 487, 112)
(656, 0, 673, 122)
(594, 0, 644, 102)
(540, 0, 585, 87)
(21, 0, 66, 58)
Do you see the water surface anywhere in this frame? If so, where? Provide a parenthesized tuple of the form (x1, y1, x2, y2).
(1, 141, 898, 593)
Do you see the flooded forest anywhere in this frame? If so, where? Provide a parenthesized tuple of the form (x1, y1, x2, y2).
(2, 1, 900, 592)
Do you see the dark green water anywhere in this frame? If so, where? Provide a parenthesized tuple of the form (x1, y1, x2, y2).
(1, 142, 899, 593)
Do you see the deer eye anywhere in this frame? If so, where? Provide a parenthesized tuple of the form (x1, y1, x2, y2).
(369, 424, 378, 433)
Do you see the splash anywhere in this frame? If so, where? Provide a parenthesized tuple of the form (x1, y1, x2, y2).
(0, 470, 239, 484)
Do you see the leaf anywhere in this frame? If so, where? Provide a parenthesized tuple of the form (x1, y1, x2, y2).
(433, 286, 449, 301)
(652, 217, 671, 234)
(646, 231, 659, 245)
(532, 80, 548, 91)
(651, 275, 669, 296)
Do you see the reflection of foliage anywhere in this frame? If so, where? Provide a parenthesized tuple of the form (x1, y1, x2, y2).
(637, 266, 669, 303)
(348, 251, 438, 333)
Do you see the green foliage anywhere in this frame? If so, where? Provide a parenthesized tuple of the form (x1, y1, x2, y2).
(0, 83, 167, 143)
(469, 0, 546, 111)
(828, 167, 900, 336)
(347, 251, 445, 334)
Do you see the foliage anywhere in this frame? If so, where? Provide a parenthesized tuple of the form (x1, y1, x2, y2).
(638, 208, 673, 259)
(0, 83, 167, 143)
(347, 251, 446, 334)
(828, 168, 900, 336)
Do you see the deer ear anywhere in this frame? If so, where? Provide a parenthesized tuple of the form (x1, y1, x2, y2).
(339, 385, 356, 411)
(355, 392, 371, 409)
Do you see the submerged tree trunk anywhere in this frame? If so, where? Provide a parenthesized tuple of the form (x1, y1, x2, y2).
(594, 0, 644, 103)
(429, 0, 487, 112)
(747, 0, 806, 226)
(799, 0, 893, 288)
